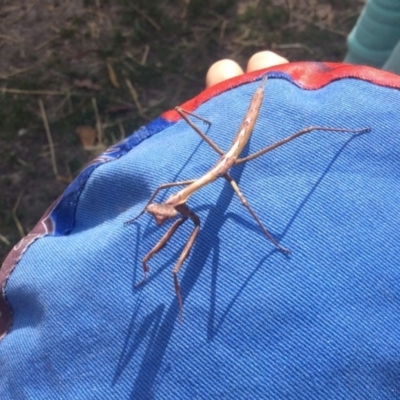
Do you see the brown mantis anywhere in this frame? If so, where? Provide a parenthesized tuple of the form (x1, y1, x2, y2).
(126, 75, 369, 321)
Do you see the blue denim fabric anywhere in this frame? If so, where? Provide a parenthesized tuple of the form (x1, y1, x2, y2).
(1, 71, 400, 399)
(50, 118, 174, 236)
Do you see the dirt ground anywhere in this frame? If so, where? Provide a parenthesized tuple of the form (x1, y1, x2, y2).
(0, 0, 365, 263)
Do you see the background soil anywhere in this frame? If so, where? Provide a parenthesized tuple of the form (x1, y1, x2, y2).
(0, 0, 365, 263)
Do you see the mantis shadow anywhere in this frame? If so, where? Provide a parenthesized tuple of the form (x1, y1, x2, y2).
(116, 123, 252, 399)
(206, 136, 358, 339)
(117, 128, 359, 398)
(2, 286, 45, 332)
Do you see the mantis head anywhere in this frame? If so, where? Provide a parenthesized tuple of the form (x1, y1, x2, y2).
(146, 203, 178, 226)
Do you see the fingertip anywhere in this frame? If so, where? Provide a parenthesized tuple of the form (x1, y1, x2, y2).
(206, 59, 244, 87)
(246, 51, 289, 72)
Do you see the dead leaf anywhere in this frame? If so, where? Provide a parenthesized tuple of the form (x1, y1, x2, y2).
(76, 126, 97, 149)
(73, 79, 101, 91)
(316, 4, 333, 25)
(106, 61, 120, 88)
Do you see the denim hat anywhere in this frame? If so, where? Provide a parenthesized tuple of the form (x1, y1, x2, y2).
(1, 63, 400, 398)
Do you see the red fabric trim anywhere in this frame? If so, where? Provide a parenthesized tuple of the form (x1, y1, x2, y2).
(162, 62, 400, 122)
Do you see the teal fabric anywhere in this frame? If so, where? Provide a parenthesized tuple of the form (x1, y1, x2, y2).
(383, 40, 400, 72)
(345, 0, 400, 73)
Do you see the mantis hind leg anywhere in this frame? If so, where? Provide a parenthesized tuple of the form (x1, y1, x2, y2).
(224, 173, 291, 254)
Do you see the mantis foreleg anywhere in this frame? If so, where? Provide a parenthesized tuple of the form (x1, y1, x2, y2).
(172, 204, 200, 322)
(136, 215, 188, 286)
(125, 179, 196, 225)
(175, 107, 225, 156)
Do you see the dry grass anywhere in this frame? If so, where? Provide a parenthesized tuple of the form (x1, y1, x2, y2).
(0, 0, 365, 262)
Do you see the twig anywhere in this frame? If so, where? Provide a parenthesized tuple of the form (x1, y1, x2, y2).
(131, 5, 161, 30)
(109, 131, 117, 145)
(0, 33, 20, 44)
(35, 36, 58, 51)
(232, 38, 263, 47)
(140, 45, 150, 66)
(106, 61, 120, 88)
(0, 67, 34, 80)
(8, 0, 41, 24)
(91, 97, 103, 145)
(0, 234, 10, 246)
(121, 60, 136, 72)
(338, 10, 363, 24)
(219, 20, 228, 42)
(286, 0, 294, 24)
(230, 44, 246, 59)
(295, 14, 347, 37)
(52, 94, 71, 115)
(64, 161, 73, 183)
(12, 191, 25, 239)
(272, 43, 313, 54)
(118, 122, 126, 140)
(16, 157, 29, 167)
(181, 0, 191, 18)
(67, 90, 73, 113)
(39, 99, 58, 177)
(125, 79, 145, 117)
(2, 88, 67, 96)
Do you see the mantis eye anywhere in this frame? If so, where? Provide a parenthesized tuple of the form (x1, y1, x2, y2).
(146, 203, 178, 226)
